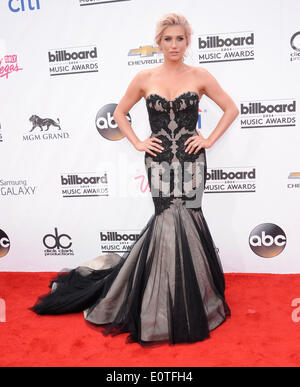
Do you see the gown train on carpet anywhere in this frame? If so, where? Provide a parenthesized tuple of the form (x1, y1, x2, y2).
(30, 91, 231, 345)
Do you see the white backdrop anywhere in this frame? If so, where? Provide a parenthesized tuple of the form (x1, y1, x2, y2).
(0, 0, 299, 273)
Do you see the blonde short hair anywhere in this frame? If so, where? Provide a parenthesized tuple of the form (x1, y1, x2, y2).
(155, 13, 193, 48)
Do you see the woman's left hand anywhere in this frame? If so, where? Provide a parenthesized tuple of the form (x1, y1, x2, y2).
(184, 129, 213, 154)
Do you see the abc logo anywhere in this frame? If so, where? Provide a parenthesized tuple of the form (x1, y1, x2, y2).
(43, 228, 72, 249)
(0, 229, 10, 258)
(95, 103, 131, 141)
(249, 223, 287, 258)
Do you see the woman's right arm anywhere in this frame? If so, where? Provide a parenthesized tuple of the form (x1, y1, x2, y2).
(113, 70, 163, 157)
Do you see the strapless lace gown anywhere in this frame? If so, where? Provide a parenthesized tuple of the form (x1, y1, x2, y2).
(30, 91, 230, 346)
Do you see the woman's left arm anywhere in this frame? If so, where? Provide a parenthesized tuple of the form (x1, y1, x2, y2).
(202, 67, 239, 147)
(185, 67, 239, 153)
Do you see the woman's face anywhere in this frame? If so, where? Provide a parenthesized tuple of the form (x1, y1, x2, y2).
(159, 25, 188, 61)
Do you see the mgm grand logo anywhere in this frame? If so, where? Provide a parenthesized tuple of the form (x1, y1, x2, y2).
(23, 114, 70, 141)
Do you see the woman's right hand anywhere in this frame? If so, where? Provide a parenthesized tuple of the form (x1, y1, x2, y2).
(135, 136, 164, 157)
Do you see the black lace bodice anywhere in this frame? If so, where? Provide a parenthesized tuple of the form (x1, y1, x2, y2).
(144, 91, 207, 215)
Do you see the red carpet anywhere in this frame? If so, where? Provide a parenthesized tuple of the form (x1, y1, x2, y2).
(0, 272, 300, 367)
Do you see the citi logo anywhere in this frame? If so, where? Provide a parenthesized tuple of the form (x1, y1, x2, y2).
(199, 32, 254, 49)
(8, 0, 40, 12)
(249, 223, 287, 258)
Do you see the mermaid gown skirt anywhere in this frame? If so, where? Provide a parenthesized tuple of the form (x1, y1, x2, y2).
(30, 91, 230, 345)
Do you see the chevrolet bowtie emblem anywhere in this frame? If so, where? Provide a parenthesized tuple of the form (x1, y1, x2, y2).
(288, 172, 300, 179)
(128, 46, 162, 57)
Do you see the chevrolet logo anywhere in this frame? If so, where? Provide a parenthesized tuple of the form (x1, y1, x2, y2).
(288, 172, 300, 179)
(128, 45, 162, 57)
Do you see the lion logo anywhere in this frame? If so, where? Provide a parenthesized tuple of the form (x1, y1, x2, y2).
(29, 115, 61, 132)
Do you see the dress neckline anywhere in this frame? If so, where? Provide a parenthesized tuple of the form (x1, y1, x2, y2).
(145, 91, 199, 103)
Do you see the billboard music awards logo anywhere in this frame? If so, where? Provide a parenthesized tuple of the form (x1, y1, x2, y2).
(240, 99, 296, 129)
(128, 45, 163, 66)
(287, 172, 300, 189)
(0, 54, 23, 79)
(198, 31, 254, 64)
(249, 223, 287, 258)
(0, 178, 37, 196)
(48, 45, 98, 76)
(96, 104, 131, 140)
(290, 31, 300, 62)
(205, 167, 256, 193)
(43, 228, 74, 256)
(23, 114, 70, 141)
(0, 229, 10, 259)
(61, 173, 109, 198)
(99, 229, 140, 254)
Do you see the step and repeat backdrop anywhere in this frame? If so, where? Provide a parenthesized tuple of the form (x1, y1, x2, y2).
(0, 0, 299, 273)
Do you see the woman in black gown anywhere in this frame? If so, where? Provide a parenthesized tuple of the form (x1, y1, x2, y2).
(30, 13, 239, 346)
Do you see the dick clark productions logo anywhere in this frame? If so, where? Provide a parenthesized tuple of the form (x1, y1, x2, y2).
(43, 227, 74, 256)
(43, 228, 72, 249)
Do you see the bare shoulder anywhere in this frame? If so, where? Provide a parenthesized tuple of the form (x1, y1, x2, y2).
(135, 68, 154, 81)
(133, 68, 152, 84)
(189, 66, 221, 94)
(133, 68, 157, 98)
(189, 65, 211, 78)
(195, 66, 221, 83)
